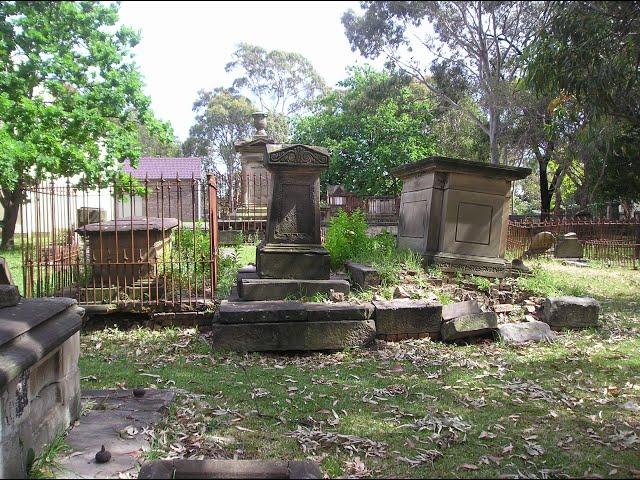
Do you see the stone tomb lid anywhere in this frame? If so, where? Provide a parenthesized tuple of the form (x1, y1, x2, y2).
(265, 143, 330, 168)
(76, 216, 179, 234)
(392, 156, 531, 181)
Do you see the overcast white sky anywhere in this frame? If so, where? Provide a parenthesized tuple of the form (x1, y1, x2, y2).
(118, 1, 383, 141)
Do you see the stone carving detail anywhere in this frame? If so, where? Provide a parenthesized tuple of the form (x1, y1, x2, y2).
(272, 183, 314, 242)
(270, 145, 328, 166)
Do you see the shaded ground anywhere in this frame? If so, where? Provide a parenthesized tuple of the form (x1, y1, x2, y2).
(75, 261, 639, 477)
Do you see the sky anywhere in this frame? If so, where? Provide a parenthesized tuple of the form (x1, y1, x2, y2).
(118, 1, 384, 141)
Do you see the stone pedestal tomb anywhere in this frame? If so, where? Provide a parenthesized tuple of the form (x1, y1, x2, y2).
(393, 157, 530, 277)
(257, 144, 331, 280)
(235, 112, 274, 206)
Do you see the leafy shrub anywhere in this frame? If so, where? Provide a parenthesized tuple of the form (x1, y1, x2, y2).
(325, 209, 370, 269)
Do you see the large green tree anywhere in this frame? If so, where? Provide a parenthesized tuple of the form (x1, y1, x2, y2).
(0, 1, 172, 247)
(182, 88, 254, 210)
(525, 1, 640, 214)
(292, 67, 438, 196)
(342, 1, 551, 165)
(225, 43, 326, 141)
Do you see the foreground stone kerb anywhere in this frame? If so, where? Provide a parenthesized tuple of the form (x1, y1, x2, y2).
(392, 157, 530, 277)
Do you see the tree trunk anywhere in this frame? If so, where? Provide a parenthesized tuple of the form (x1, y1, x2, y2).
(489, 107, 500, 164)
(1, 190, 21, 249)
(538, 160, 552, 221)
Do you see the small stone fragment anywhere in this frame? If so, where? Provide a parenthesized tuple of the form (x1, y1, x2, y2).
(0, 284, 20, 308)
(498, 320, 557, 344)
(329, 289, 345, 302)
(95, 445, 111, 463)
(393, 285, 411, 299)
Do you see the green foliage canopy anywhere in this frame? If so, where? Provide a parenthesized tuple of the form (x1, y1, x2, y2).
(0, 1, 172, 190)
(292, 67, 438, 196)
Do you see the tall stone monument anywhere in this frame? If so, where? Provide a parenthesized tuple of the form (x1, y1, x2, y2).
(234, 112, 274, 206)
(257, 144, 331, 280)
(393, 157, 531, 277)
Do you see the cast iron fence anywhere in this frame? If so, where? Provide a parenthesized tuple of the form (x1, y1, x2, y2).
(507, 218, 640, 269)
(18, 174, 219, 311)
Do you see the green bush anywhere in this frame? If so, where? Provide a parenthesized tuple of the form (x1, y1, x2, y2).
(325, 209, 370, 270)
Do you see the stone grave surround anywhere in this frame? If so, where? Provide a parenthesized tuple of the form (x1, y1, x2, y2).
(393, 157, 531, 278)
(0, 292, 84, 478)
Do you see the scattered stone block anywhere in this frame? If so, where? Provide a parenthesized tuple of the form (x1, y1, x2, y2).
(543, 296, 601, 330)
(499, 320, 557, 344)
(0, 285, 20, 308)
(555, 232, 584, 258)
(373, 299, 442, 337)
(218, 301, 307, 324)
(238, 278, 350, 301)
(209, 320, 376, 351)
(440, 312, 498, 342)
(393, 285, 411, 299)
(493, 303, 516, 313)
(442, 300, 482, 321)
(510, 258, 531, 274)
(138, 459, 322, 479)
(346, 262, 381, 289)
(305, 302, 374, 322)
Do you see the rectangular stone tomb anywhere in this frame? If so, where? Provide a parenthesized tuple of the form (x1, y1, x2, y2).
(209, 320, 376, 351)
(0, 298, 84, 478)
(393, 157, 531, 277)
(238, 278, 349, 301)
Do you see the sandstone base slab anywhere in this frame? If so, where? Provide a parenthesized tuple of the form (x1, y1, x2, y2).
(373, 299, 442, 338)
(499, 320, 557, 344)
(543, 296, 601, 330)
(257, 243, 330, 280)
(441, 312, 498, 342)
(139, 459, 322, 479)
(209, 320, 376, 351)
(238, 278, 350, 301)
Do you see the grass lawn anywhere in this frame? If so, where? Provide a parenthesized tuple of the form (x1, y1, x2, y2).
(0, 245, 24, 292)
(77, 259, 640, 478)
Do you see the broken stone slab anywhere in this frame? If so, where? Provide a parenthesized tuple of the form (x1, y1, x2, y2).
(543, 296, 601, 330)
(210, 320, 376, 351)
(238, 278, 350, 301)
(0, 284, 20, 308)
(440, 312, 498, 342)
(218, 301, 307, 324)
(305, 302, 374, 322)
(442, 300, 482, 322)
(138, 459, 322, 479)
(498, 320, 557, 344)
(55, 389, 176, 480)
(346, 261, 381, 289)
(373, 299, 442, 336)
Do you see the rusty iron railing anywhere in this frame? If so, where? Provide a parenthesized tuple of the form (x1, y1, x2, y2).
(18, 174, 219, 311)
(215, 171, 269, 239)
(507, 218, 640, 269)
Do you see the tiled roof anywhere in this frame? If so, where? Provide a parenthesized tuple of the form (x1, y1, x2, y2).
(122, 157, 203, 180)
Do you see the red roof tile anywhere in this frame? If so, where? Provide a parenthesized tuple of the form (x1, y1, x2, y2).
(122, 157, 203, 180)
